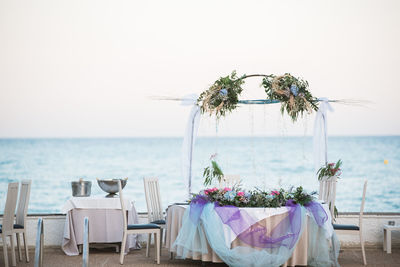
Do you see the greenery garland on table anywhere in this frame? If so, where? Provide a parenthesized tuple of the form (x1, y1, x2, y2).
(197, 71, 319, 121)
(190, 186, 316, 208)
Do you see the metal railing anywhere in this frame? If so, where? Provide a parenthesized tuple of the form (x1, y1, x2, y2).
(82, 217, 89, 267)
(34, 217, 43, 267)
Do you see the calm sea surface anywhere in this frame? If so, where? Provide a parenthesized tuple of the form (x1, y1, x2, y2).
(0, 136, 399, 213)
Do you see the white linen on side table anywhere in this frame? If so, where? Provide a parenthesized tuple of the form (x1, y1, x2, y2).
(61, 196, 132, 213)
(61, 196, 140, 256)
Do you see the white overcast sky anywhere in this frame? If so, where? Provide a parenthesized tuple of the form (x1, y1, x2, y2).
(0, 0, 399, 138)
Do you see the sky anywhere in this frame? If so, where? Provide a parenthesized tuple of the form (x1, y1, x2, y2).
(0, 0, 399, 138)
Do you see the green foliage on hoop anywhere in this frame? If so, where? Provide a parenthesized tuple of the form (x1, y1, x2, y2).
(197, 71, 245, 118)
(197, 71, 319, 122)
(262, 73, 319, 121)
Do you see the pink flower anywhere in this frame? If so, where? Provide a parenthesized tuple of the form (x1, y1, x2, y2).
(237, 191, 245, 197)
(223, 187, 231, 192)
(204, 190, 209, 195)
(210, 153, 218, 160)
(271, 190, 280, 196)
(328, 163, 335, 166)
(211, 187, 218, 192)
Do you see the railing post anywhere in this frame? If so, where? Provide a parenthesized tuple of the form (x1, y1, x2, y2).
(34, 218, 43, 267)
(83, 217, 89, 267)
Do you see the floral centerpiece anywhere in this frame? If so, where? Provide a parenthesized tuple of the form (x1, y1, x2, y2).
(317, 159, 342, 180)
(190, 186, 316, 208)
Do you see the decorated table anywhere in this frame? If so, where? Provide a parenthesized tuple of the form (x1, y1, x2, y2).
(61, 196, 141, 255)
(166, 187, 340, 267)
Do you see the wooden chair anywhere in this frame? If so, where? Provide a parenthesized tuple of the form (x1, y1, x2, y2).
(333, 180, 368, 265)
(118, 180, 161, 265)
(34, 218, 44, 267)
(143, 177, 166, 255)
(1, 182, 19, 267)
(13, 180, 31, 263)
(319, 176, 337, 218)
(218, 174, 241, 188)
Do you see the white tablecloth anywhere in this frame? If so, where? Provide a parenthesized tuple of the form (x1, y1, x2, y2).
(61, 196, 140, 256)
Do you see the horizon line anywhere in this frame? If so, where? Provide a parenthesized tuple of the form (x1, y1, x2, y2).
(0, 134, 399, 139)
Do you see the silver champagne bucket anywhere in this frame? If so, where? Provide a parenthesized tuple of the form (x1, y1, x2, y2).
(71, 179, 92, 197)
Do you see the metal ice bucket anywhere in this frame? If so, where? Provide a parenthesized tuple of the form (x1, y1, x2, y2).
(97, 178, 128, 197)
(71, 179, 92, 197)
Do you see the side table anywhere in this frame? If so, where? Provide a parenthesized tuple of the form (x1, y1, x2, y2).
(383, 224, 400, 254)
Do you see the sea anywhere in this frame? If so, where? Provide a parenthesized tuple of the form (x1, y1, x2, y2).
(0, 136, 399, 214)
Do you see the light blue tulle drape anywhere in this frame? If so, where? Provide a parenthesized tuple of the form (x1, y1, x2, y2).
(307, 210, 341, 267)
(174, 203, 298, 266)
(173, 203, 339, 267)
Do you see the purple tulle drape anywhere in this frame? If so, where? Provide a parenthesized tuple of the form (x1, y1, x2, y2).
(219, 200, 302, 249)
(189, 197, 327, 250)
(189, 195, 209, 224)
(305, 201, 328, 227)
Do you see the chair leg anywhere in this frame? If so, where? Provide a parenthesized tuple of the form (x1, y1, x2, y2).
(360, 232, 367, 265)
(2, 233, 9, 267)
(23, 232, 29, 262)
(16, 233, 22, 262)
(120, 232, 127, 265)
(146, 233, 151, 257)
(155, 232, 160, 265)
(159, 228, 163, 255)
(10, 234, 16, 266)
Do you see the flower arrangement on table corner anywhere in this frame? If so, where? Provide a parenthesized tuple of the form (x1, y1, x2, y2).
(190, 186, 317, 208)
(197, 70, 319, 122)
(316, 159, 343, 180)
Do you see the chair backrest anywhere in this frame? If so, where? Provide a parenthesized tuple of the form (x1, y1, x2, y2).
(34, 217, 44, 267)
(359, 180, 368, 229)
(218, 174, 241, 188)
(82, 217, 89, 267)
(16, 180, 32, 227)
(319, 176, 337, 218)
(2, 182, 19, 232)
(118, 180, 128, 230)
(143, 177, 163, 223)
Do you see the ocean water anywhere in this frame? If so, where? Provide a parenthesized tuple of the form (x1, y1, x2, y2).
(0, 136, 399, 214)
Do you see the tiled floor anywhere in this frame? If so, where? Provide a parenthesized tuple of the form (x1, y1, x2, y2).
(1, 247, 399, 266)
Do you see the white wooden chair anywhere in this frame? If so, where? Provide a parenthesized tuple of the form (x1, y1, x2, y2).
(218, 174, 241, 188)
(143, 177, 166, 256)
(13, 179, 31, 263)
(333, 180, 368, 265)
(319, 176, 337, 218)
(34, 218, 44, 267)
(1, 182, 19, 267)
(118, 180, 161, 265)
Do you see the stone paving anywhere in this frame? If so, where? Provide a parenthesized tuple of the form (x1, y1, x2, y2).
(1, 247, 399, 267)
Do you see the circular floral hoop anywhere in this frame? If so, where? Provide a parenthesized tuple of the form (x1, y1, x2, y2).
(197, 71, 319, 121)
